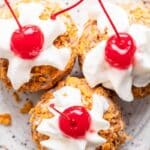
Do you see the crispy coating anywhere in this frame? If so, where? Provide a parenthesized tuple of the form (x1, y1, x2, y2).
(77, 3, 150, 99)
(0, 0, 78, 92)
(20, 101, 34, 114)
(30, 77, 127, 150)
(0, 113, 12, 126)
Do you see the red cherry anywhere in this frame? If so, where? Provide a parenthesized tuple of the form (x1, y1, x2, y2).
(105, 33, 136, 69)
(98, 0, 136, 69)
(50, 104, 91, 139)
(4, 0, 44, 59)
(59, 106, 91, 139)
(11, 25, 44, 59)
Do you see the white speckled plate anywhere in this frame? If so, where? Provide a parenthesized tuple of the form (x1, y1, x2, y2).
(0, 0, 150, 150)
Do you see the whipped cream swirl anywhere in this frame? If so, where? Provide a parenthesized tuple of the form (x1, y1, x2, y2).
(81, 2, 150, 101)
(37, 86, 110, 150)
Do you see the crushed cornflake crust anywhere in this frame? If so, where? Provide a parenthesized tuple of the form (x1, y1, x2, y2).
(0, 114, 12, 126)
(13, 92, 21, 103)
(30, 77, 128, 150)
(20, 101, 34, 114)
(121, 3, 150, 26)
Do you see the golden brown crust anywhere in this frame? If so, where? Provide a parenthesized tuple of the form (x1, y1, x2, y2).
(132, 84, 150, 99)
(120, 2, 150, 26)
(20, 101, 34, 114)
(0, 0, 77, 92)
(76, 3, 150, 99)
(30, 77, 127, 150)
(0, 113, 12, 126)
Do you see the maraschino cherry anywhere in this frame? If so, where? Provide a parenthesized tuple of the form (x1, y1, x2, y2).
(98, 0, 136, 69)
(4, 0, 44, 59)
(50, 104, 91, 139)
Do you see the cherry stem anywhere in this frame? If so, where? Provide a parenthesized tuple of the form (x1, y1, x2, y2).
(51, 0, 84, 20)
(98, 0, 120, 39)
(50, 104, 74, 123)
(4, 0, 22, 30)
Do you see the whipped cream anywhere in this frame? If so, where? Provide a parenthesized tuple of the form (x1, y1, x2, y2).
(80, 2, 150, 101)
(83, 25, 150, 101)
(37, 86, 110, 150)
(0, 2, 71, 89)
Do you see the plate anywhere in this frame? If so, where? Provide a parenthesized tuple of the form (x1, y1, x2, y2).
(0, 0, 150, 150)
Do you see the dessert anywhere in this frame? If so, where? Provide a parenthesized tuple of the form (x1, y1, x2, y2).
(0, 0, 77, 92)
(70, 0, 150, 101)
(30, 77, 127, 150)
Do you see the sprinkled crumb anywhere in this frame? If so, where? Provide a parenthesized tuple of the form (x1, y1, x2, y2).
(20, 101, 34, 114)
(0, 114, 12, 126)
(13, 92, 21, 103)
